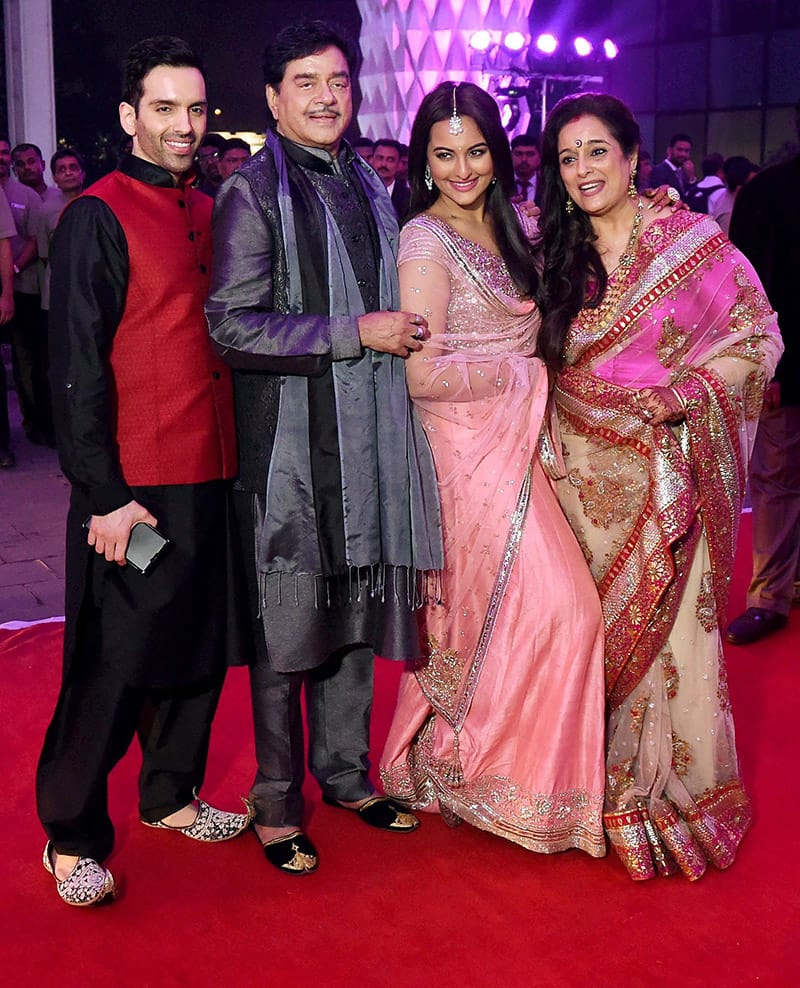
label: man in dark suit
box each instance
[510,133,541,204]
[372,138,410,221]
[649,132,693,199]
[726,100,800,645]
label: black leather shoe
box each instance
[323,794,420,832]
[259,830,318,875]
[726,607,788,645]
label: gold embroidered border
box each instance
[575,231,728,366]
[679,368,744,622]
[415,463,533,731]
[605,778,750,881]
[381,716,606,857]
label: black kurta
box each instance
[49,155,247,689]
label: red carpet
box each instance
[1,515,798,987]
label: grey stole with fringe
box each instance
[254,132,442,608]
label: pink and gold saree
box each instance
[380,214,606,857]
[554,211,783,879]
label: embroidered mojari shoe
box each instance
[259,830,319,875]
[142,797,253,842]
[322,794,420,832]
[42,842,116,907]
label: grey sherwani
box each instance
[206,132,442,824]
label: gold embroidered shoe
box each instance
[142,797,253,842]
[260,830,319,875]
[323,794,420,832]
[42,842,117,907]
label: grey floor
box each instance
[0,344,69,625]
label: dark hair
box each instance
[669,132,692,147]
[373,138,402,155]
[12,142,44,161]
[122,36,206,111]
[510,134,539,150]
[723,155,758,191]
[406,82,541,310]
[701,152,724,177]
[353,137,374,150]
[539,92,641,369]
[638,149,652,162]
[221,137,251,156]
[50,147,85,173]
[262,20,355,89]
[199,132,226,152]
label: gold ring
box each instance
[666,187,681,203]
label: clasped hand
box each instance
[358,310,429,357]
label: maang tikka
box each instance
[449,84,464,136]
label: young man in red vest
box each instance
[36,36,252,908]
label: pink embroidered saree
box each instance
[380,214,606,857]
[554,212,783,879]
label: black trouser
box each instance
[36,665,223,862]
[11,292,53,443]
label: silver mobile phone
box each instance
[125,522,170,574]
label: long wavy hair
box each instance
[407,82,542,311]
[538,92,641,368]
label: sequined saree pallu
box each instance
[380,214,606,857]
[554,212,784,880]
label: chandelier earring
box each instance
[565,196,575,215]
[628,165,638,197]
[424,163,434,192]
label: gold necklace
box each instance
[610,197,644,272]
[585,199,644,331]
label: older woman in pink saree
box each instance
[380,83,606,857]
[538,93,783,879]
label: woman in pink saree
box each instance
[538,93,783,880]
[380,83,606,858]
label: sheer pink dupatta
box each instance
[399,216,548,762]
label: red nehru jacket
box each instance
[88,171,237,486]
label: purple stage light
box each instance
[573,37,593,57]
[535,33,558,55]
[603,38,619,59]
[469,30,493,53]
[503,31,528,52]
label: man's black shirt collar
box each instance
[118,152,197,189]
[278,135,355,176]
